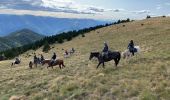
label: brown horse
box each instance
[29,61,33,69]
[41,59,51,65]
[42,59,65,69]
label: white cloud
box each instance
[132,10,150,14]
[0,0,113,14]
[0,0,155,20]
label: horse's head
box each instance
[89,52,93,60]
[89,52,99,60]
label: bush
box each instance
[81,34,85,37]
[146,15,151,19]
[162,15,166,18]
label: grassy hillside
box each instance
[0,17,170,100]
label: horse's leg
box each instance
[11,63,13,67]
[102,62,105,68]
[59,64,62,69]
[97,62,102,69]
[114,59,118,67]
[62,62,65,68]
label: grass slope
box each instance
[0,17,170,100]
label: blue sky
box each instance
[0,0,170,20]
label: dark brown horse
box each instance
[89,51,121,69]
[29,61,33,69]
[42,59,65,69]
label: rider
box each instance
[128,40,135,56]
[15,57,20,64]
[65,50,68,55]
[102,41,109,59]
[72,47,75,53]
[33,54,37,63]
[40,54,45,62]
[50,52,57,66]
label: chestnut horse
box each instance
[42,59,65,69]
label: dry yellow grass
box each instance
[0,17,170,100]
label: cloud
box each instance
[0,0,112,14]
[112,9,125,12]
[132,10,150,14]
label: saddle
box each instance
[51,60,58,65]
[101,51,111,59]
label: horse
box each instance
[41,59,51,66]
[122,46,141,59]
[69,48,75,55]
[64,53,70,58]
[33,57,42,67]
[89,51,121,69]
[42,59,65,69]
[29,61,33,69]
[11,59,21,66]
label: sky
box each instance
[0,0,170,21]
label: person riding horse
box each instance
[40,54,45,62]
[102,42,109,59]
[50,52,57,66]
[34,54,37,63]
[128,40,135,56]
[71,48,75,53]
[65,50,69,55]
[15,57,20,64]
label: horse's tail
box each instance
[117,52,121,65]
[135,46,140,53]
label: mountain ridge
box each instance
[0,14,109,36]
[0,29,44,51]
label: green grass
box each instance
[0,17,170,100]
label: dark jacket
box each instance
[41,55,44,61]
[128,42,134,49]
[34,55,37,60]
[52,54,56,60]
[103,43,109,52]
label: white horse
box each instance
[122,46,141,59]
[64,52,70,58]
[11,58,21,66]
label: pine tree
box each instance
[43,41,50,53]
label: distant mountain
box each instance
[0,29,44,51]
[0,14,108,36]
